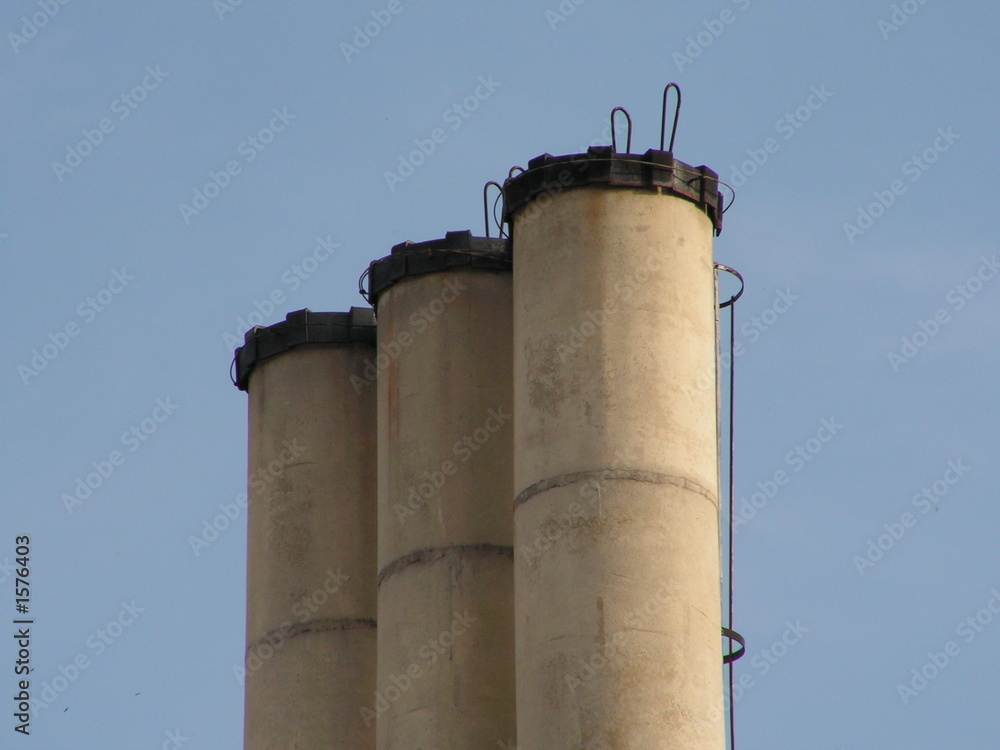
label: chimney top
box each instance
[364,230,510,308]
[503,146,724,234]
[232,307,376,391]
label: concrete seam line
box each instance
[246,616,376,652]
[377,543,514,588]
[513,469,717,509]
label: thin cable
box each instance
[716,262,743,747]
[727,296,736,750]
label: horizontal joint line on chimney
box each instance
[246,617,376,653]
[378,543,513,588]
[514,469,717,509]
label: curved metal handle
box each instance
[722,626,746,664]
[660,82,682,153]
[610,106,632,154]
[483,180,504,238]
[715,263,744,308]
[358,266,371,304]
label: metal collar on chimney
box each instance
[363,230,511,308]
[232,307,376,391]
[502,146,724,234]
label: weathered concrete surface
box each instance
[376,265,516,749]
[244,343,377,750]
[512,187,724,749]
[376,546,514,748]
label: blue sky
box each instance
[2,1,998,747]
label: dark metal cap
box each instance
[363,230,511,307]
[502,146,724,234]
[232,307,376,391]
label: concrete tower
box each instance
[235,308,378,750]
[504,147,726,749]
[365,231,516,749]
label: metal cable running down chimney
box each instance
[718,263,746,750]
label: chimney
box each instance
[365,231,516,749]
[504,145,726,748]
[235,308,378,750]
[231,85,740,750]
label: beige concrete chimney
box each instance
[504,148,726,749]
[235,308,378,750]
[366,232,516,750]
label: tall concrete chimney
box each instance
[234,308,378,750]
[504,147,726,748]
[365,231,516,749]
